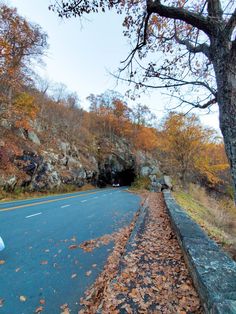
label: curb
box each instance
[163,190,236,314]
[123,196,149,254]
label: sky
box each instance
[8,0,220,132]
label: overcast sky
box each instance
[8,0,220,131]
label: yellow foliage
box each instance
[13,93,38,130]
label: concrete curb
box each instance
[124,196,149,254]
[163,190,236,314]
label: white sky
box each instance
[8,0,220,132]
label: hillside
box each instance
[0,3,231,199]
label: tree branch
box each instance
[207,0,223,19]
[147,0,216,36]
[224,8,236,38]
[120,12,151,71]
[174,32,211,59]
[168,93,217,110]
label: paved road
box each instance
[0,188,140,314]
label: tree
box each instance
[50,0,236,201]
[0,4,47,105]
[158,112,229,187]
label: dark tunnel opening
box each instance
[113,168,136,186]
[97,167,136,187]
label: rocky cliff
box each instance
[0,118,161,192]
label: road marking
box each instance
[61,205,71,208]
[81,200,87,203]
[0,190,110,212]
[25,212,42,219]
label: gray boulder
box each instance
[28,131,41,145]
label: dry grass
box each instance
[174,184,236,260]
[0,184,95,202]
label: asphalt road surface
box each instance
[0,188,141,314]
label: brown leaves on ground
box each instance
[35,305,43,313]
[0,260,5,265]
[60,303,70,314]
[79,231,124,252]
[68,244,79,250]
[79,211,139,314]
[79,192,202,313]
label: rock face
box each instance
[0,125,161,192]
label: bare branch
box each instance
[120,12,151,71]
[174,34,211,59]
[207,0,223,19]
[147,0,216,37]
[167,93,217,109]
[224,8,236,38]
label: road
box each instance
[0,188,141,314]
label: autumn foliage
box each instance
[0,3,231,195]
[158,112,229,187]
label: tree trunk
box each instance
[214,46,236,203]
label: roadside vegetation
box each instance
[0,184,95,202]
[174,184,236,259]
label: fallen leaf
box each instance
[60,303,68,310]
[40,261,48,265]
[0,260,5,265]
[39,299,45,304]
[0,299,4,307]
[15,268,21,272]
[68,245,78,250]
[35,306,43,313]
[19,295,27,302]
[86,271,92,276]
[60,303,70,313]
[71,273,77,279]
[92,264,97,268]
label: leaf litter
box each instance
[79,192,202,313]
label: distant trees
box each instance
[0,4,47,105]
[158,113,229,187]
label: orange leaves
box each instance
[133,125,159,152]
[158,112,229,187]
[13,92,38,130]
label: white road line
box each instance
[81,200,87,203]
[61,205,71,208]
[25,212,42,219]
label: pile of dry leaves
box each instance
[79,193,202,314]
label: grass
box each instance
[130,176,151,191]
[0,184,95,202]
[173,184,236,259]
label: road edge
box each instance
[163,190,236,314]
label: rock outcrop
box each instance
[0,121,161,192]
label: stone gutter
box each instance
[163,190,236,314]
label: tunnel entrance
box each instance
[112,168,136,186]
[97,167,136,187]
